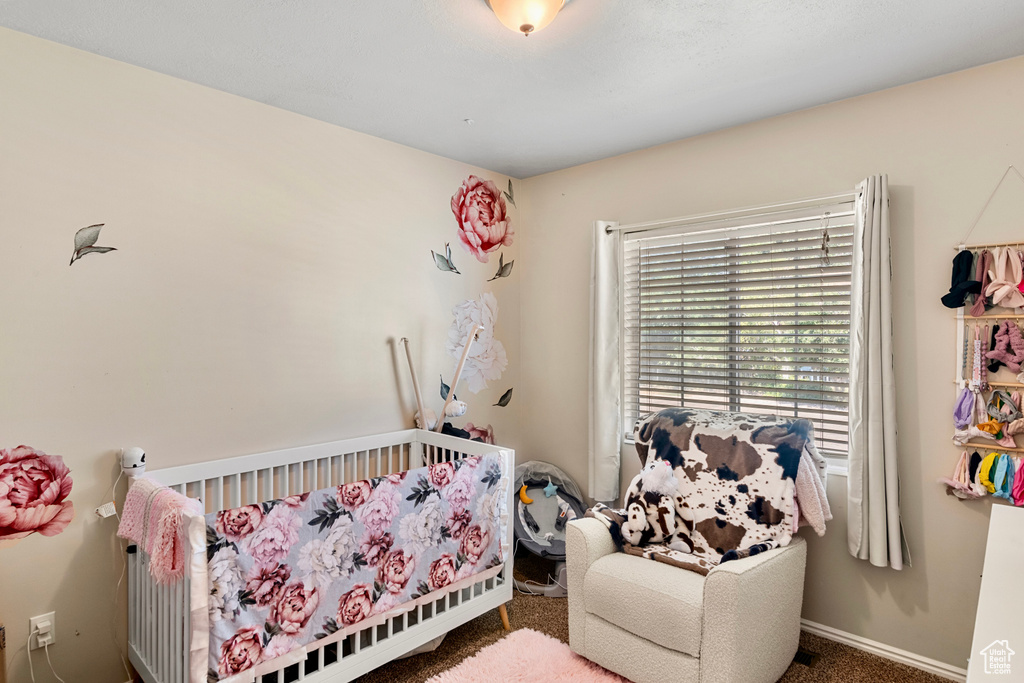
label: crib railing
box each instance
[127,429,513,683]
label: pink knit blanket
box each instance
[118,477,202,584]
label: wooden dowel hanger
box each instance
[962,442,1024,453]
[954,241,1024,251]
[954,380,1024,388]
[965,314,1024,319]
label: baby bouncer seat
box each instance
[512,461,587,598]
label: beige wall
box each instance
[520,56,1024,669]
[0,28,520,682]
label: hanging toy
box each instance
[444,400,468,418]
[415,408,438,431]
[519,485,535,505]
[435,324,484,433]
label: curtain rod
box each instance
[607,191,859,234]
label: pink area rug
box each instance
[426,628,628,683]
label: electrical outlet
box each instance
[29,612,55,650]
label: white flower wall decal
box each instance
[445,292,508,394]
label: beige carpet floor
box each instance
[353,557,953,683]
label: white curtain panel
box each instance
[589,221,622,503]
[848,174,908,569]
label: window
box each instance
[621,201,854,457]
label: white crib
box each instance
[127,429,514,683]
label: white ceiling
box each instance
[3,1,1024,178]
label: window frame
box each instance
[616,197,856,460]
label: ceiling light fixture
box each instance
[487,0,565,37]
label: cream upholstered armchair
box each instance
[567,518,807,683]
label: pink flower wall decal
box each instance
[451,175,513,263]
[464,423,495,445]
[445,293,508,394]
[0,445,74,547]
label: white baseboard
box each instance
[801,619,968,682]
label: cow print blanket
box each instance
[588,408,818,575]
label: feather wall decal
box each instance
[503,179,516,208]
[487,252,514,281]
[70,224,116,265]
[440,375,458,402]
[493,388,513,407]
[431,242,461,274]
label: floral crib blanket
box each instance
[191,452,510,683]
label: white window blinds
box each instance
[622,202,854,456]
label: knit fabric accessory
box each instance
[1013,461,1024,505]
[953,426,1017,449]
[985,320,1024,372]
[987,323,1003,374]
[969,451,983,481]
[970,250,994,317]
[1007,417,1024,436]
[987,389,1024,423]
[939,451,984,500]
[939,451,967,497]
[953,386,975,429]
[993,454,1016,501]
[973,389,988,426]
[117,477,202,584]
[1018,251,1024,295]
[971,252,983,304]
[979,452,999,493]
[977,419,1006,436]
[985,246,1024,308]
[973,453,987,495]
[941,250,982,308]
